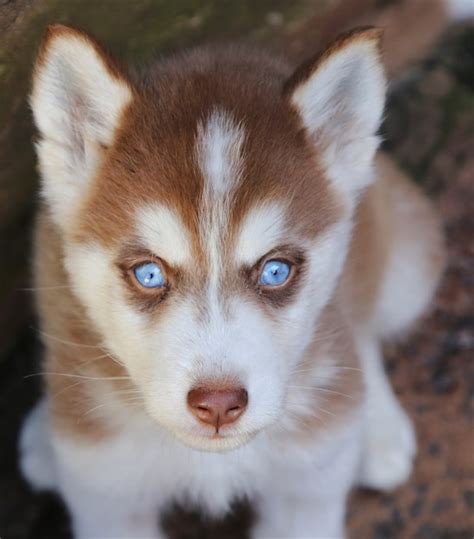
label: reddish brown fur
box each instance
[34,212,133,439]
[33,26,444,442]
[74,45,340,252]
[66,42,344,318]
[33,33,349,439]
[341,153,446,329]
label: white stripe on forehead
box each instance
[196,109,245,197]
[235,203,287,265]
[196,109,245,314]
[135,204,191,265]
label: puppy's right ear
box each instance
[284,28,385,197]
[31,25,133,228]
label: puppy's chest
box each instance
[80,405,358,516]
[79,409,262,511]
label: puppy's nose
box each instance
[187,386,248,430]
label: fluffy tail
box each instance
[286,0,474,79]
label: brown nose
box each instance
[187,386,248,430]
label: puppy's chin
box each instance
[143,403,261,452]
[171,428,256,453]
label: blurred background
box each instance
[0,1,473,538]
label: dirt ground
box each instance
[0,17,473,539]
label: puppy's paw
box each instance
[359,399,416,491]
[20,398,57,491]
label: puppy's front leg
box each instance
[254,492,346,539]
[253,431,361,539]
[52,431,165,539]
[356,335,416,492]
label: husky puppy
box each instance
[22,6,466,536]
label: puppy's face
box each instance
[32,26,385,450]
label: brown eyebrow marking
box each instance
[116,243,166,269]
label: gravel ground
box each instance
[0,22,473,539]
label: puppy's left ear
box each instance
[285,27,385,195]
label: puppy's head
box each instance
[32,25,385,450]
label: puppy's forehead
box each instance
[134,110,245,266]
[134,110,287,268]
[78,52,340,251]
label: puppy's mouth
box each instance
[143,396,261,452]
[172,426,257,453]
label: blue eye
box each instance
[259,259,291,287]
[133,261,166,288]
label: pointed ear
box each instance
[31,25,133,228]
[285,27,385,196]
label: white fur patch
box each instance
[63,242,146,369]
[31,29,132,229]
[235,203,287,265]
[135,204,192,266]
[32,32,131,148]
[196,109,245,266]
[290,35,385,195]
[196,109,245,197]
[196,109,245,317]
[356,335,416,491]
[46,404,363,536]
[374,233,441,336]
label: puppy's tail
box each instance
[287,0,474,79]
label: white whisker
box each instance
[79,396,144,421]
[288,385,355,400]
[34,329,103,349]
[25,372,131,381]
[18,285,71,291]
